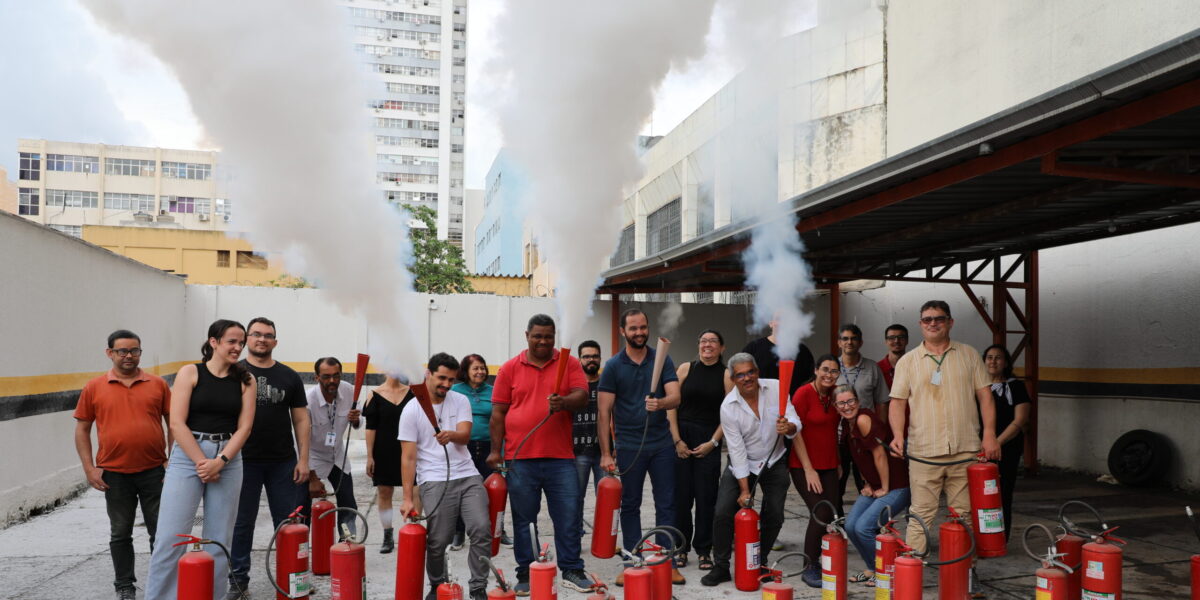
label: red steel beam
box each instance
[1042,151,1200,188]
[605,239,748,286]
[796,79,1200,234]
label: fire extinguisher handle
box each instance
[477,555,511,592]
[318,507,370,544]
[1022,523,1071,570]
[172,534,204,547]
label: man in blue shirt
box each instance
[598,308,684,585]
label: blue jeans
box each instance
[508,458,585,573]
[617,443,676,557]
[229,458,307,584]
[845,488,912,571]
[145,438,244,600]
[574,452,602,540]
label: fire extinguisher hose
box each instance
[317,507,371,544]
[764,552,810,582]
[265,516,310,600]
[1022,523,1073,572]
[630,526,684,566]
[1058,500,1108,539]
[478,555,512,592]
[811,499,848,536]
[900,513,932,559]
[171,535,245,597]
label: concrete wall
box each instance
[82,225,286,285]
[885,0,1200,154]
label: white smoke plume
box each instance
[492,0,717,346]
[658,301,686,341]
[79,1,425,377]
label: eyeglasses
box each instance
[885,335,908,341]
[834,399,858,408]
[698,337,722,344]
[732,370,758,381]
[817,367,841,376]
[839,336,861,342]
[580,355,602,361]
[920,316,949,325]
[111,348,143,357]
[248,332,276,340]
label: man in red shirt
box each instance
[486,314,595,595]
[877,324,909,388]
[74,329,172,600]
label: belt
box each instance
[194,432,232,442]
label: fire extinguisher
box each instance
[1022,523,1074,600]
[437,555,464,600]
[1187,506,1200,600]
[173,534,235,600]
[760,552,809,600]
[938,507,975,600]
[481,555,518,599]
[874,506,908,600]
[966,457,1007,558]
[735,496,762,592]
[891,511,975,600]
[1061,500,1125,600]
[619,556,655,600]
[530,524,559,600]
[311,496,336,576]
[396,512,429,600]
[1057,500,1104,600]
[813,499,849,600]
[635,526,683,600]
[317,507,369,600]
[591,467,623,559]
[484,469,508,557]
[265,506,313,599]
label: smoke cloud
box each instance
[492,0,717,346]
[658,301,685,341]
[80,0,425,377]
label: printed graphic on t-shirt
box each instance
[256,376,289,406]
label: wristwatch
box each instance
[218,454,229,464]
[709,439,721,448]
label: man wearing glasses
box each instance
[225,317,311,599]
[74,329,172,600]
[878,324,909,388]
[887,301,999,553]
[307,357,362,536]
[573,341,604,536]
[701,353,800,587]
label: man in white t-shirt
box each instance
[399,353,490,600]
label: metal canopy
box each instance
[599,30,1200,295]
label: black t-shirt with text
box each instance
[572,380,600,456]
[240,360,307,462]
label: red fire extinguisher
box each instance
[634,526,682,600]
[874,507,907,600]
[591,468,623,559]
[311,496,336,576]
[1057,500,1104,600]
[760,552,808,600]
[619,559,654,600]
[265,506,313,599]
[530,525,559,600]
[436,555,464,600]
[1021,523,1074,600]
[317,507,369,600]
[1061,500,1125,600]
[485,469,508,557]
[1187,506,1200,600]
[396,512,429,600]
[813,499,849,600]
[938,507,975,600]
[481,556,518,599]
[173,534,236,600]
[585,573,613,600]
[891,511,975,600]
[967,457,1007,558]
[735,497,762,592]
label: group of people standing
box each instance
[76,299,1030,600]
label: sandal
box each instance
[697,555,714,571]
[849,571,875,584]
[672,554,688,569]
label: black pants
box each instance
[790,467,841,564]
[103,466,164,591]
[999,441,1023,540]
[458,439,493,537]
[674,420,722,556]
[711,459,790,571]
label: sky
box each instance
[0,0,813,189]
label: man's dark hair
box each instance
[314,356,343,374]
[578,340,601,356]
[839,324,863,339]
[920,300,952,317]
[619,308,646,328]
[247,316,276,332]
[107,329,141,349]
[526,313,556,332]
[428,352,460,374]
[885,324,909,337]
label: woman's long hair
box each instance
[200,319,251,384]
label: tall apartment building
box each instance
[14,139,228,237]
[342,0,469,245]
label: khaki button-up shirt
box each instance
[890,340,990,458]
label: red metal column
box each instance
[992,261,1007,347]
[611,294,621,355]
[1024,252,1039,473]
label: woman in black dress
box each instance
[983,345,1031,540]
[364,375,413,553]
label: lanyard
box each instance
[325,401,336,427]
[839,358,861,387]
[926,350,950,372]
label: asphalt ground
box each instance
[2,438,1196,599]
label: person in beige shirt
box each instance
[887,300,999,553]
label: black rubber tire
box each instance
[1107,429,1171,487]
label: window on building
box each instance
[369,63,439,78]
[376,135,439,149]
[452,74,465,84]
[161,161,212,180]
[613,224,635,266]
[375,117,440,131]
[49,224,83,238]
[215,198,233,219]
[693,291,714,304]
[162,195,205,214]
[378,154,439,167]
[46,154,99,174]
[451,144,464,153]
[346,7,441,26]
[646,198,681,255]
[386,190,438,204]
[216,250,230,268]
[105,157,156,177]
[236,251,268,269]
[378,172,439,185]
[45,189,98,208]
[18,188,39,216]
[696,182,715,236]
[385,82,440,96]
[356,44,441,61]
[19,153,41,180]
[104,192,156,212]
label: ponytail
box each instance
[201,319,252,384]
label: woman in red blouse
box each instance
[789,354,844,588]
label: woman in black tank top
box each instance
[667,329,733,571]
[145,319,256,600]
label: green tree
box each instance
[406,204,474,294]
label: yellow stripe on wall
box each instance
[1014,366,1200,385]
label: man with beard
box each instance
[572,340,603,542]
[598,308,685,585]
[224,317,310,598]
[400,353,492,600]
[487,315,595,594]
[307,357,361,536]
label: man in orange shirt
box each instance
[74,330,172,600]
